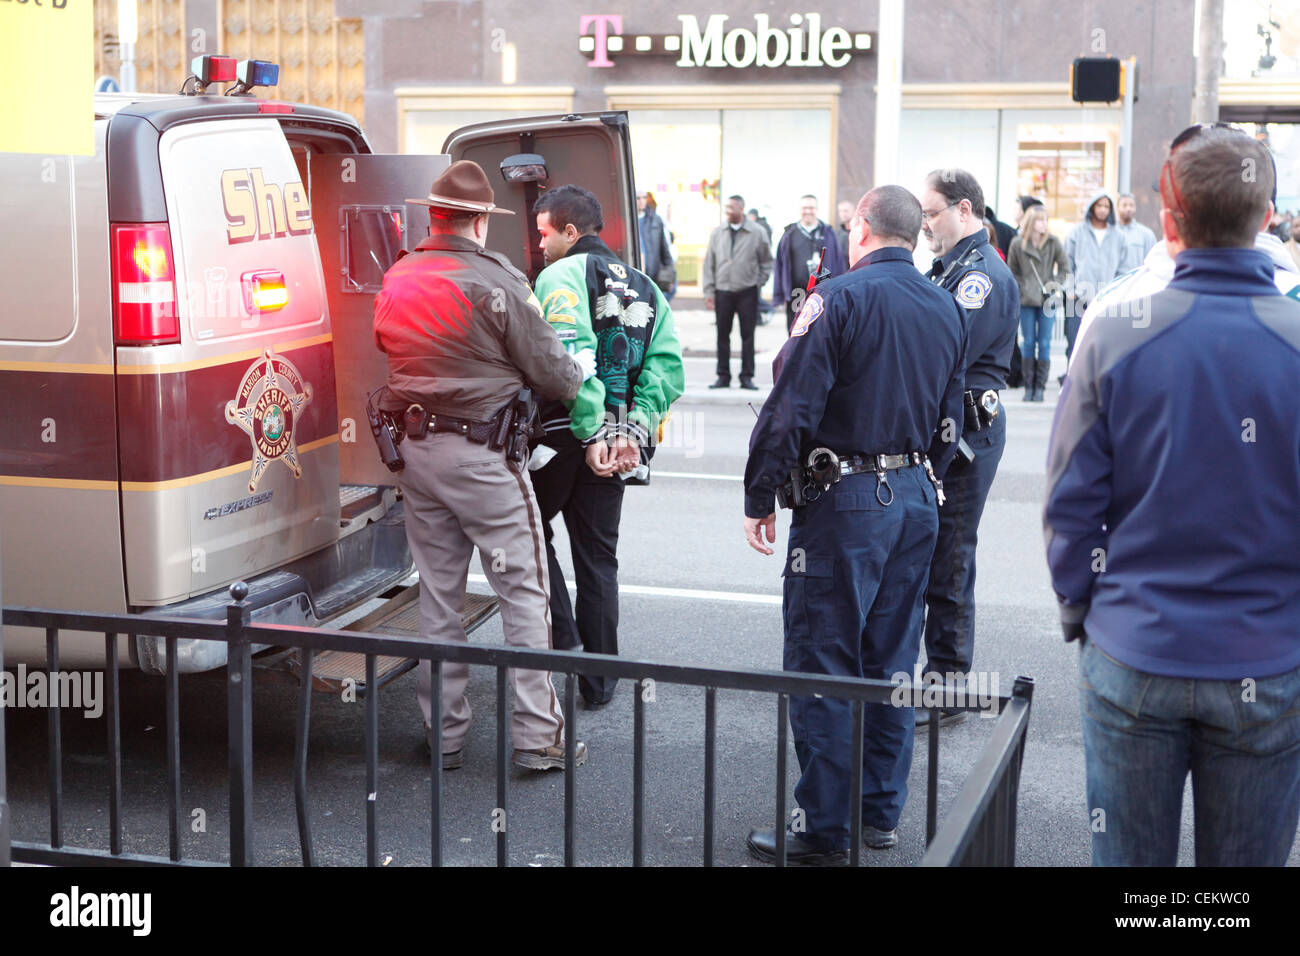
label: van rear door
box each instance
[119,116,338,606]
[442,111,640,281]
[306,153,448,487]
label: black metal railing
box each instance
[920,677,1033,866]
[2,589,1033,867]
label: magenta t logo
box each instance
[580,14,623,68]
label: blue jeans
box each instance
[1019,306,1052,363]
[1079,641,1300,866]
[784,466,939,846]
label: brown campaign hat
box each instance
[407,160,515,215]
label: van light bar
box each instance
[238,60,280,88]
[242,270,288,313]
[192,55,237,86]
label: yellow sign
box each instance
[0,1,93,155]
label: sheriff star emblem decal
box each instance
[225,347,313,493]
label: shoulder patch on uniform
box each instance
[789,293,825,337]
[955,272,993,309]
[540,287,579,323]
[609,262,628,280]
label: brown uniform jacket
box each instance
[373,234,582,420]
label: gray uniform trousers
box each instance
[398,430,565,753]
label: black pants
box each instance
[715,286,759,382]
[530,431,626,704]
[785,299,800,335]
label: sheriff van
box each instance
[0,55,637,674]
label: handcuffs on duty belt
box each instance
[776,447,947,510]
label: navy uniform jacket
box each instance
[744,247,967,518]
[928,232,1019,390]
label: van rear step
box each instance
[339,484,389,523]
[257,582,501,696]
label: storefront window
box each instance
[627,107,832,286]
[626,110,723,285]
[1016,123,1117,233]
[1018,141,1106,224]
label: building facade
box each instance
[99,0,1300,278]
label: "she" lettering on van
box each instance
[221,167,314,243]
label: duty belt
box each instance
[839,452,919,476]
[401,404,498,444]
[963,389,1000,431]
[776,448,946,509]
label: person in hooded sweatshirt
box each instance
[1063,192,1126,372]
[1076,134,1300,351]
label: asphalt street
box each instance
[5,311,1297,867]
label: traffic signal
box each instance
[1071,57,1122,103]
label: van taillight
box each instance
[112,223,179,345]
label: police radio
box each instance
[366,388,405,472]
[807,248,831,292]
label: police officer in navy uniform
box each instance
[743,186,967,864]
[916,169,1020,727]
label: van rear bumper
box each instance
[134,498,412,674]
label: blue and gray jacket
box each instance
[1044,247,1300,679]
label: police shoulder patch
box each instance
[789,293,825,337]
[955,271,993,309]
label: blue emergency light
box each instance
[238,60,280,89]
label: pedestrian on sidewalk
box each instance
[702,194,773,390]
[1007,203,1070,401]
[773,194,847,335]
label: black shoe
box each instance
[746,827,848,866]
[739,379,759,391]
[708,377,730,389]
[914,708,969,729]
[863,824,898,849]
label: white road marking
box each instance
[466,574,781,605]
[651,470,743,481]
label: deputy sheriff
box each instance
[743,185,967,864]
[917,169,1020,727]
[373,161,596,771]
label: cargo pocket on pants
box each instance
[783,553,836,646]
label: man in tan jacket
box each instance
[374,161,594,771]
[701,194,773,389]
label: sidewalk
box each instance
[669,295,1072,408]
[670,297,786,402]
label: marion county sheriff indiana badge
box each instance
[225,348,313,493]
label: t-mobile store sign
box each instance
[579,14,874,69]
